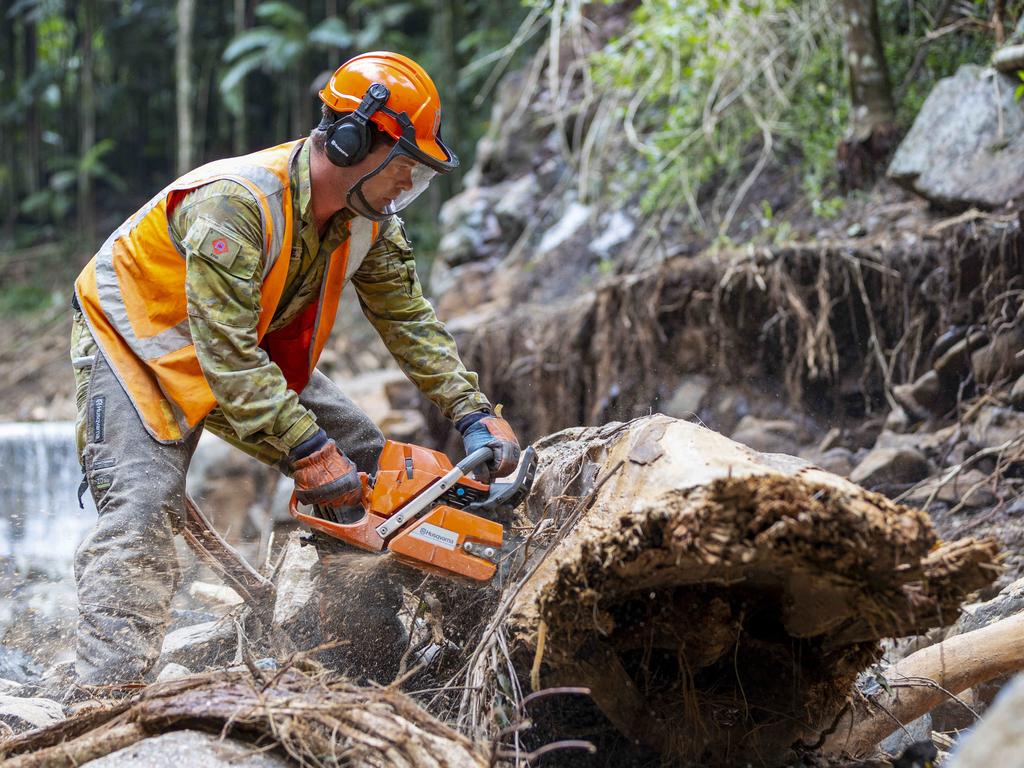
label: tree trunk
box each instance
[21,16,41,199]
[837,0,898,189]
[1,0,18,232]
[0,669,487,768]
[433,0,460,198]
[175,0,196,174]
[232,0,248,155]
[462,416,1000,766]
[77,0,97,240]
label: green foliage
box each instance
[569,0,1011,235]
[219,2,392,117]
[0,282,53,316]
[582,0,847,233]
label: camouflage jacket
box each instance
[169,140,489,455]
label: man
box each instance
[69,51,520,686]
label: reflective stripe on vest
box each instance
[74,140,378,443]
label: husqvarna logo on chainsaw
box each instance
[409,522,459,551]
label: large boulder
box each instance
[888,65,1024,210]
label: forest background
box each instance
[0,0,1018,317]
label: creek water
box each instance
[0,421,95,576]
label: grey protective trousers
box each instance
[73,335,384,685]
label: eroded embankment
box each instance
[444,215,1023,442]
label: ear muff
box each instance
[324,83,390,168]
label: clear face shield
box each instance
[346,143,437,222]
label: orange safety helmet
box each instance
[319,51,457,173]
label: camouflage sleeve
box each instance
[352,216,491,422]
[171,184,320,453]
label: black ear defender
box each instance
[324,83,391,167]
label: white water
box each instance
[0,421,96,574]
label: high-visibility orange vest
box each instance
[75,140,379,443]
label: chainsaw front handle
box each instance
[457,446,494,475]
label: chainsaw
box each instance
[289,440,538,581]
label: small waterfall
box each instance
[0,422,96,574]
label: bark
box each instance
[472,416,999,766]
[175,0,196,174]
[837,0,898,189]
[823,611,1024,757]
[0,669,487,768]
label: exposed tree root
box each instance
[0,668,487,768]
[448,218,1023,442]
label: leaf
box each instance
[308,17,352,49]
[220,53,266,96]
[254,1,306,31]
[222,28,281,63]
[1016,84,1024,102]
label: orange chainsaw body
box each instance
[289,440,508,581]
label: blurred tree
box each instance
[837,0,898,189]
[176,0,196,174]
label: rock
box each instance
[378,408,428,444]
[971,325,1024,386]
[888,65,1024,209]
[812,447,855,477]
[0,693,64,733]
[730,416,803,455]
[158,620,235,671]
[188,581,243,610]
[0,678,22,695]
[1010,374,1024,409]
[661,375,711,419]
[590,210,635,258]
[850,447,931,487]
[951,576,1024,637]
[893,370,951,417]
[536,201,591,255]
[493,173,538,238]
[883,405,912,433]
[437,187,500,267]
[82,729,292,767]
[154,663,192,683]
[968,406,1024,449]
[0,644,42,683]
[904,469,997,508]
[272,533,319,633]
[934,336,989,381]
[947,674,1024,767]
[879,713,932,756]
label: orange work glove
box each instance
[289,431,362,507]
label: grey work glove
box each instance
[457,410,521,484]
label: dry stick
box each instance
[823,610,1024,757]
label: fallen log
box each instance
[823,610,1024,757]
[0,668,487,768]
[460,415,999,766]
